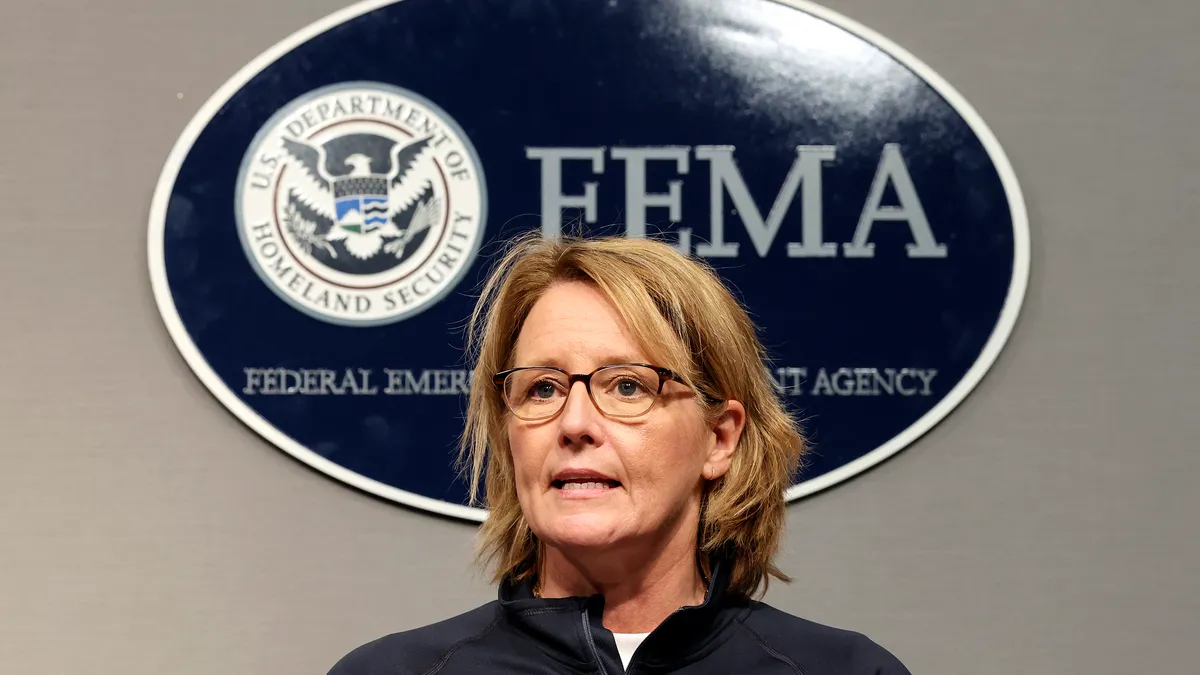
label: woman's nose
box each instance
[557,381,602,448]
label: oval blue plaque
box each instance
[149,0,1029,520]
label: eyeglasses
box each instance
[492,363,685,421]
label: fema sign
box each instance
[148,0,1028,520]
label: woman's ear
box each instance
[703,399,745,480]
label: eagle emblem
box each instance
[234,83,485,326]
[279,134,443,264]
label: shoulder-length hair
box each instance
[459,232,806,598]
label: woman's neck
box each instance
[537,518,707,633]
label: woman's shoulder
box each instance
[325,602,501,675]
[740,601,912,675]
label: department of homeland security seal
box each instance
[236,83,486,326]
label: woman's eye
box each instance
[615,379,643,397]
[532,381,558,399]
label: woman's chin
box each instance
[539,512,629,550]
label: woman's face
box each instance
[506,281,741,554]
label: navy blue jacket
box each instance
[327,556,911,674]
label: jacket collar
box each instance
[497,551,750,672]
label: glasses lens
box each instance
[504,368,569,419]
[592,365,661,417]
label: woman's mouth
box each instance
[552,479,621,490]
[551,477,621,498]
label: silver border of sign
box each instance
[148,0,1030,523]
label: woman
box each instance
[328,234,911,674]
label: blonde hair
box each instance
[458,233,805,598]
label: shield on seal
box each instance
[333,175,389,234]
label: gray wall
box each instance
[2,0,1197,673]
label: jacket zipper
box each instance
[581,598,706,674]
[580,608,610,675]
